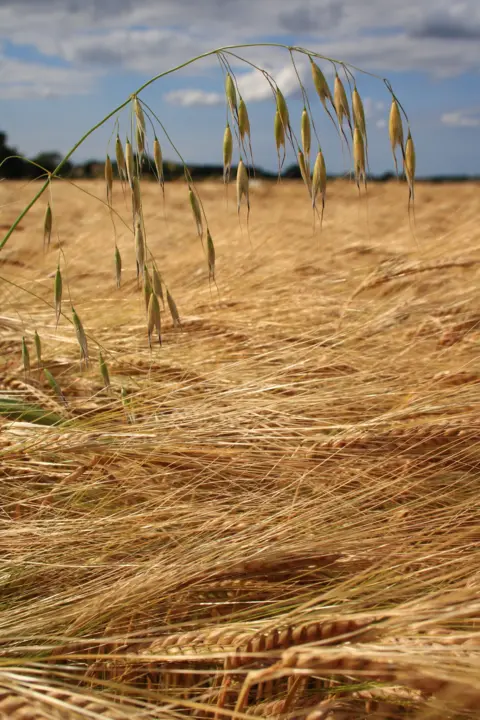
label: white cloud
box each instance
[0,55,97,99]
[376,118,387,129]
[441,110,480,127]
[164,89,222,107]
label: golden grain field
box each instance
[0,179,479,719]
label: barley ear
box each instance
[207,228,215,282]
[72,307,89,368]
[114,245,122,289]
[43,203,52,250]
[166,289,181,328]
[223,123,233,184]
[34,330,42,367]
[54,265,62,328]
[21,336,30,375]
[105,155,113,206]
[99,351,111,391]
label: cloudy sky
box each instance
[1,0,479,175]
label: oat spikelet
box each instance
[152,266,164,307]
[298,150,311,197]
[153,136,164,190]
[334,74,352,135]
[134,96,146,156]
[276,88,290,131]
[189,188,203,238]
[166,288,181,328]
[34,330,42,367]
[301,108,311,162]
[134,218,145,281]
[353,126,366,189]
[99,351,110,390]
[223,123,233,184]
[114,245,122,289]
[225,73,237,116]
[21,337,30,375]
[352,87,366,139]
[405,130,416,203]
[72,307,89,368]
[147,292,162,347]
[236,159,249,215]
[54,265,62,328]
[115,134,126,180]
[207,228,215,281]
[43,203,52,250]
[389,98,404,175]
[44,368,66,406]
[136,125,145,158]
[143,264,152,313]
[125,138,134,189]
[105,154,113,206]
[238,98,250,140]
[312,150,327,223]
[310,59,333,108]
[132,176,142,217]
[274,110,285,171]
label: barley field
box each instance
[0,179,479,719]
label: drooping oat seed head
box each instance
[312,150,327,214]
[115,134,126,180]
[114,245,122,289]
[143,264,152,313]
[147,291,162,347]
[334,74,352,133]
[276,88,290,130]
[223,123,233,184]
[105,154,113,206]
[236,159,249,215]
[136,124,145,157]
[99,351,110,390]
[134,217,145,281]
[54,265,62,328]
[153,136,164,190]
[352,87,366,139]
[238,98,250,140]
[72,307,89,368]
[125,138,135,189]
[152,265,164,307]
[310,59,333,108]
[21,337,30,375]
[166,289,181,328]
[298,150,312,197]
[133,96,146,135]
[34,330,42,367]
[274,110,285,155]
[189,188,203,238]
[44,368,66,406]
[353,125,366,189]
[301,108,311,162]
[389,98,404,175]
[225,73,237,116]
[207,228,215,282]
[405,130,416,202]
[43,203,52,250]
[132,176,142,216]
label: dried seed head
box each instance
[405,131,416,200]
[334,74,351,128]
[153,136,164,188]
[166,288,181,328]
[54,265,62,328]
[238,98,250,139]
[353,126,366,188]
[223,123,233,184]
[136,124,145,156]
[152,265,164,306]
[115,134,126,180]
[43,203,52,250]
[389,98,404,175]
[132,176,142,216]
[21,337,30,374]
[105,154,113,206]
[225,73,237,115]
[207,228,215,281]
[298,150,312,196]
[189,188,203,237]
[276,89,290,130]
[44,368,66,406]
[352,87,366,138]
[236,159,249,214]
[133,96,146,135]
[72,307,89,367]
[134,218,145,280]
[114,245,122,289]
[301,109,311,160]
[274,110,285,153]
[310,59,333,108]
[99,351,110,390]
[125,138,135,188]
[147,292,162,346]
[143,264,152,313]
[34,330,42,366]
[312,151,327,211]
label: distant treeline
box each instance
[0,131,478,183]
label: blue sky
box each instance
[0,0,479,176]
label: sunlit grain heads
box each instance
[312,151,327,212]
[298,150,312,197]
[34,330,42,367]
[310,58,333,108]
[225,73,237,116]
[134,96,146,155]
[166,289,181,328]
[405,131,416,201]
[72,307,89,368]
[153,136,164,190]
[301,109,311,162]
[43,203,52,250]
[115,134,126,180]
[207,228,215,281]
[238,98,250,140]
[134,218,145,282]
[353,126,366,189]
[189,188,203,238]
[143,264,152,313]
[389,98,404,175]
[274,110,285,163]
[147,291,162,347]
[105,154,113,206]
[152,265,164,307]
[276,88,290,131]
[54,265,62,328]
[236,159,249,215]
[114,245,122,289]
[21,336,30,375]
[44,368,66,406]
[334,74,352,133]
[136,125,145,157]
[223,123,233,184]
[132,176,142,216]
[352,87,366,140]
[99,351,110,390]
[125,138,135,189]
